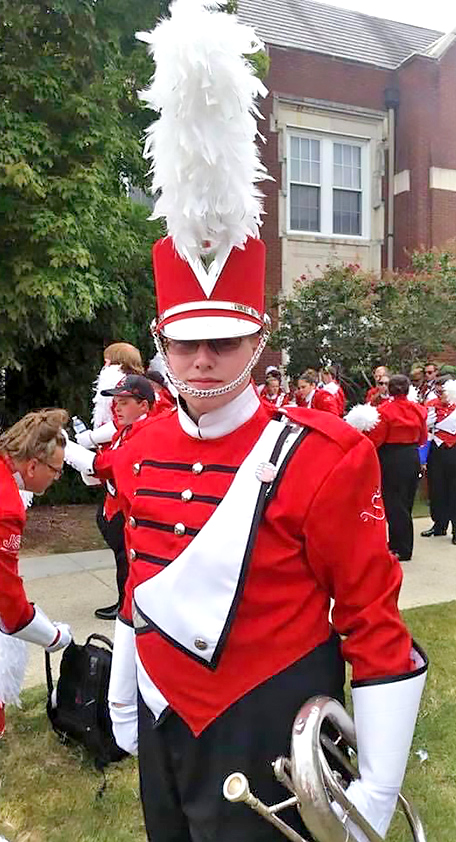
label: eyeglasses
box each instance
[379,381,389,386]
[165,337,244,356]
[38,459,62,479]
[425,369,436,375]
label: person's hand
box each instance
[46,623,73,652]
[109,702,138,755]
[332,778,397,841]
[76,430,95,449]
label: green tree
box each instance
[272,254,456,398]
[0,0,160,369]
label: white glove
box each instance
[109,703,138,755]
[46,623,73,652]
[64,440,96,473]
[77,421,116,448]
[335,646,427,839]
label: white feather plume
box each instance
[407,385,419,402]
[345,404,380,432]
[136,0,270,263]
[92,364,123,429]
[0,634,28,706]
[443,379,456,404]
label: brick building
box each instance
[237,0,456,372]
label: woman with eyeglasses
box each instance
[0,409,72,737]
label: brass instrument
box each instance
[223,695,426,842]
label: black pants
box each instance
[426,442,456,534]
[378,443,420,560]
[96,502,128,605]
[138,634,345,842]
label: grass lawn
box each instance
[0,600,454,841]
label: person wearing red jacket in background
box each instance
[0,409,72,737]
[320,365,346,416]
[65,375,159,619]
[422,376,456,543]
[260,372,289,408]
[347,375,427,562]
[294,371,338,414]
[365,366,390,405]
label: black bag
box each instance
[45,633,128,772]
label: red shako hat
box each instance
[137,0,270,341]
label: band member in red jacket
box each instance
[260,372,289,408]
[0,409,72,735]
[422,377,456,542]
[65,375,159,618]
[320,365,346,415]
[107,5,427,842]
[347,375,427,562]
[365,365,390,405]
[294,371,338,414]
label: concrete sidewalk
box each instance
[20,516,456,689]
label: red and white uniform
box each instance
[295,388,338,414]
[0,456,33,633]
[118,385,412,737]
[365,386,390,406]
[322,381,346,416]
[260,388,289,409]
[366,396,428,450]
[427,398,456,447]
[94,411,165,520]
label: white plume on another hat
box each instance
[136,0,270,271]
[443,379,456,404]
[345,404,380,432]
[407,385,419,403]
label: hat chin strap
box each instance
[152,329,270,399]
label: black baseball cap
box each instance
[101,374,155,404]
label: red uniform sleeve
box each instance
[314,390,339,414]
[0,515,34,633]
[93,446,117,481]
[304,435,412,682]
[365,412,388,448]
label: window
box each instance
[288,133,368,238]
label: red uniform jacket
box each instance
[295,389,338,414]
[94,412,163,520]
[0,457,34,633]
[366,396,427,449]
[427,398,456,448]
[260,389,289,408]
[322,383,345,416]
[120,403,412,735]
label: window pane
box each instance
[289,136,320,184]
[333,190,361,235]
[333,143,362,189]
[290,184,320,231]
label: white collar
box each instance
[13,470,25,490]
[177,383,261,440]
[306,389,316,406]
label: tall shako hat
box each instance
[136,0,271,396]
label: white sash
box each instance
[436,407,456,435]
[133,418,303,667]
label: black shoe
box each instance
[421,526,447,537]
[94,603,118,621]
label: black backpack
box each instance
[45,634,128,775]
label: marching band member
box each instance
[260,372,289,408]
[365,365,390,405]
[347,375,427,562]
[64,375,159,618]
[422,377,456,543]
[108,3,427,841]
[0,410,72,735]
[76,343,145,619]
[320,365,346,415]
[294,370,338,413]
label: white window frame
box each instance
[287,131,371,240]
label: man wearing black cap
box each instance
[65,375,159,619]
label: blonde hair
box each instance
[104,343,143,375]
[0,409,68,463]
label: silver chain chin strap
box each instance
[152,328,270,399]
